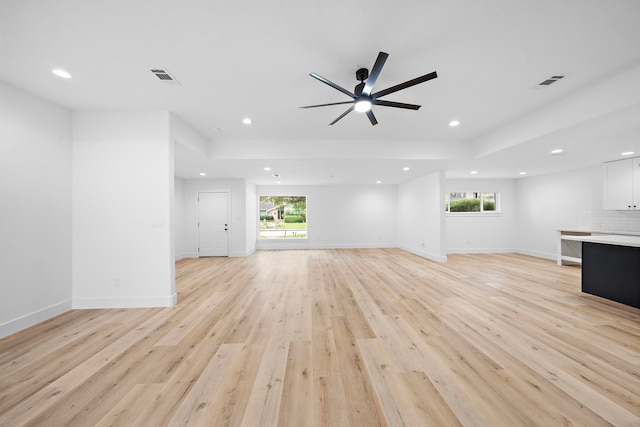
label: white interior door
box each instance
[198,192,229,257]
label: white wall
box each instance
[72,111,176,308]
[256,185,397,250]
[245,181,257,255]
[0,81,72,338]
[445,178,517,254]
[183,179,249,257]
[174,177,191,260]
[170,114,212,260]
[515,166,602,259]
[396,171,447,262]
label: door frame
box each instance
[196,190,231,257]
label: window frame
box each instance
[258,195,308,240]
[445,191,501,216]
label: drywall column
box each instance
[245,181,257,255]
[72,111,176,308]
[0,81,72,338]
[397,171,447,262]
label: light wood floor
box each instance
[1,249,639,426]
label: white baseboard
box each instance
[72,293,177,309]
[256,241,396,251]
[0,299,72,339]
[178,249,256,259]
[397,245,447,262]
[234,247,256,257]
[445,247,558,262]
[515,248,556,261]
[175,251,198,261]
[446,247,515,255]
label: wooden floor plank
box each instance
[0,249,639,426]
[154,290,229,347]
[278,340,313,427]
[167,343,244,426]
[94,383,164,427]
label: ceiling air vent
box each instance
[150,68,180,84]
[538,74,565,87]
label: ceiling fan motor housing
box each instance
[356,68,369,82]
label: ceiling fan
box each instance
[301,51,437,126]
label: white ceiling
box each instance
[2,0,640,185]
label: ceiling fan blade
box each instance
[373,99,421,110]
[366,110,378,126]
[329,106,354,125]
[372,71,438,99]
[310,73,356,99]
[362,51,389,96]
[299,101,354,109]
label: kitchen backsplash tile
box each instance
[577,210,640,232]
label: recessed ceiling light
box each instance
[52,69,72,79]
[621,151,634,156]
[402,167,410,171]
[242,118,252,125]
[551,149,563,155]
[376,180,382,184]
[199,172,207,176]
[210,127,221,133]
[449,120,460,127]
[264,167,272,171]
[470,170,478,175]
[519,171,527,175]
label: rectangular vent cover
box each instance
[538,74,565,87]
[151,68,180,84]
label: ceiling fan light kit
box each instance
[354,100,372,113]
[301,52,438,126]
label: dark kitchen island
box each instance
[580,235,640,308]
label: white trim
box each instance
[446,212,503,217]
[515,248,556,261]
[397,245,448,262]
[256,241,396,250]
[446,247,514,254]
[0,299,72,339]
[175,251,198,261]
[72,293,177,309]
[231,247,256,257]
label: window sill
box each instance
[446,212,502,217]
[258,237,309,240]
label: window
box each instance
[259,195,307,239]
[445,192,499,213]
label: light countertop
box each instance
[560,234,640,248]
[558,229,640,236]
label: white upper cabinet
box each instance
[603,157,640,210]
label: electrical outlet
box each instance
[114,277,120,287]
